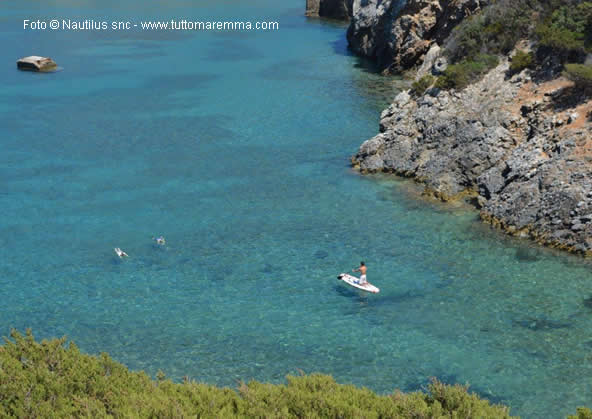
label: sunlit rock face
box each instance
[347,0,489,73]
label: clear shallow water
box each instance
[1,2,592,418]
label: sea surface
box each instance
[1,1,592,417]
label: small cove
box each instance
[1,1,592,417]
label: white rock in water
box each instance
[17,56,57,72]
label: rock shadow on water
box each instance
[515,246,542,263]
[434,278,454,289]
[260,263,275,274]
[512,316,572,331]
[314,249,329,259]
[204,40,264,62]
[330,37,353,58]
[258,59,326,81]
[582,296,592,310]
[203,264,234,282]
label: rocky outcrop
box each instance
[352,62,592,255]
[306,0,355,20]
[346,0,488,73]
[17,56,57,72]
[353,62,518,196]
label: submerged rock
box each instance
[314,250,329,259]
[513,317,572,331]
[17,56,57,72]
[261,263,274,274]
[515,247,541,262]
[306,0,355,20]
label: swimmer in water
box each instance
[114,248,128,258]
[153,236,166,245]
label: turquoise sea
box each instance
[2,1,592,417]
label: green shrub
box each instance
[444,1,592,68]
[563,63,592,90]
[411,74,435,96]
[444,0,536,64]
[435,54,499,90]
[549,2,592,43]
[510,50,535,73]
[0,329,520,418]
[568,407,592,419]
[535,25,587,56]
[535,2,592,59]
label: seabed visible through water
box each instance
[1,1,592,417]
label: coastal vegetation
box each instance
[509,50,535,74]
[435,54,499,90]
[0,330,522,417]
[570,407,592,419]
[535,1,592,61]
[436,0,592,90]
[563,63,592,91]
[410,74,435,96]
[443,0,532,64]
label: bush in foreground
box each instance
[2,329,590,417]
[569,407,592,419]
[0,329,521,418]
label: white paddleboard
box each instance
[337,273,380,294]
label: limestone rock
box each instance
[347,0,489,73]
[416,44,441,80]
[17,56,57,72]
[352,59,592,254]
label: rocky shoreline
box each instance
[308,0,592,256]
[352,61,592,255]
[307,0,490,73]
[346,0,489,74]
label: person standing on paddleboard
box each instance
[352,261,368,285]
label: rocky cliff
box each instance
[346,0,489,73]
[306,0,354,20]
[319,0,592,255]
[352,61,592,255]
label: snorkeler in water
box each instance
[114,247,129,258]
